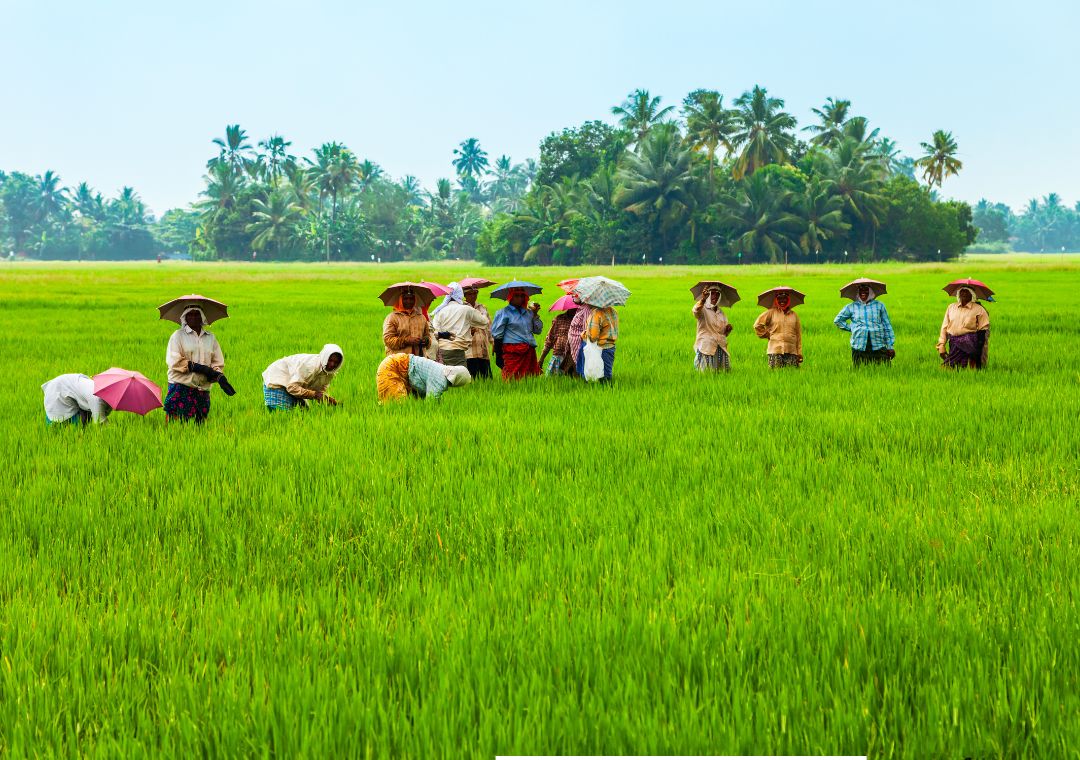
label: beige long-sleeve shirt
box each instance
[432,301,490,352]
[166,326,224,390]
[693,302,730,355]
[262,344,342,399]
[753,308,802,356]
[937,302,990,353]
[466,303,494,360]
[383,310,432,356]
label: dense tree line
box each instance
[1,85,1072,262]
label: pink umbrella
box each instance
[92,368,163,415]
[549,294,580,312]
[944,278,993,301]
[420,281,452,297]
[558,278,580,294]
[459,277,496,289]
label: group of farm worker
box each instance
[41,275,993,424]
[691,276,993,371]
[377,276,623,403]
[41,296,345,425]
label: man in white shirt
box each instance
[431,282,490,367]
[42,373,111,425]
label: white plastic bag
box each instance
[583,340,604,382]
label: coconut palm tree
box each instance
[803,97,851,148]
[616,125,696,259]
[452,138,490,179]
[306,142,361,262]
[793,177,849,257]
[916,130,962,188]
[730,86,797,180]
[400,175,425,207]
[247,190,303,259]
[874,138,908,175]
[211,125,254,173]
[841,116,879,146]
[721,172,804,264]
[34,170,67,224]
[682,89,738,200]
[612,89,674,146]
[71,182,105,221]
[258,135,294,185]
[826,138,887,255]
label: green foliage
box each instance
[537,121,628,187]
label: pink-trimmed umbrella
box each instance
[420,281,452,296]
[158,294,229,325]
[459,277,496,289]
[944,278,994,301]
[549,294,580,312]
[557,278,580,294]
[92,368,163,415]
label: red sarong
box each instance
[501,343,541,380]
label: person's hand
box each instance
[313,390,325,402]
[530,302,541,313]
[886,349,896,359]
[724,323,734,335]
[325,395,338,407]
[436,331,453,340]
[939,351,947,360]
[797,354,804,364]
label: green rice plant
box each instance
[1,259,1078,757]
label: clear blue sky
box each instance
[2,0,1075,217]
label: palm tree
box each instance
[306,142,361,262]
[400,175,425,207]
[874,138,907,175]
[730,86,797,180]
[358,160,384,192]
[841,116,879,145]
[285,163,316,213]
[803,97,851,148]
[247,190,304,259]
[826,138,887,255]
[109,187,148,226]
[611,89,674,146]
[720,172,804,264]
[258,135,294,185]
[34,170,67,224]
[916,130,962,188]
[615,125,695,260]
[211,125,254,173]
[72,182,105,221]
[793,177,849,256]
[514,180,581,265]
[682,89,738,200]
[452,138,490,179]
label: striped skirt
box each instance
[694,348,730,372]
[264,385,302,411]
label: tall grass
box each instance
[2,260,1078,756]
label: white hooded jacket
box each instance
[262,344,343,399]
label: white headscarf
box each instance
[318,343,344,373]
[442,365,472,387]
[956,287,976,305]
[179,306,208,335]
[432,282,464,316]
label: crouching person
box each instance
[377,354,471,403]
[42,373,111,425]
[262,344,344,411]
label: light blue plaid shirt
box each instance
[407,355,449,400]
[834,299,895,351]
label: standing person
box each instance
[261,344,344,412]
[938,286,990,369]
[539,304,578,376]
[834,283,896,366]
[431,282,490,368]
[577,305,619,382]
[376,354,471,403]
[491,288,543,380]
[566,296,593,380]
[693,287,733,372]
[41,373,112,425]
[463,285,494,379]
[753,290,803,368]
[382,287,433,357]
[164,307,232,423]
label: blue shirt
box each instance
[834,299,895,351]
[491,305,543,347]
[407,355,449,400]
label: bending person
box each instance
[377,354,471,403]
[42,373,111,425]
[262,344,344,412]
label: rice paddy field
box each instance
[2,258,1078,757]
